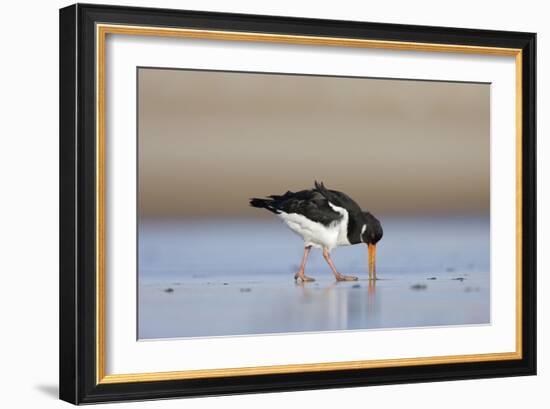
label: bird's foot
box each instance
[294,272,315,283]
[335,273,358,282]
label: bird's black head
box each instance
[361,211,383,245]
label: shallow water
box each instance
[138,216,490,339]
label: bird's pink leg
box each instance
[294,246,315,282]
[322,248,358,281]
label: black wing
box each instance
[314,181,363,215]
[313,181,368,244]
[250,189,343,226]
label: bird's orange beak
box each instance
[368,243,377,280]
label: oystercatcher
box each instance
[250,181,383,282]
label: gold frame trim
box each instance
[95,23,523,385]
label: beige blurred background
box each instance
[138,68,489,219]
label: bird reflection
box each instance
[294,277,379,330]
[295,280,338,294]
[368,279,377,314]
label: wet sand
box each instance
[139,271,489,339]
[138,217,490,339]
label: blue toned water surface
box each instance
[138,216,490,339]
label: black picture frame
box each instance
[59,3,536,404]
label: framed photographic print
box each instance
[59,3,536,404]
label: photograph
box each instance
[57,3,536,404]
[137,67,491,339]
[1,0,542,407]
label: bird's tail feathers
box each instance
[249,198,280,214]
[314,180,331,199]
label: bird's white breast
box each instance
[278,202,350,250]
